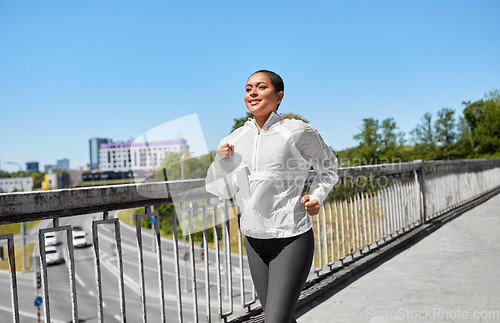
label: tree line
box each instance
[2,90,497,191]
[336,89,500,166]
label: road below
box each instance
[1,210,254,322]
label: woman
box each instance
[206,70,338,322]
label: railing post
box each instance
[416,160,427,224]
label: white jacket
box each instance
[206,112,338,239]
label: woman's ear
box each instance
[277,91,284,104]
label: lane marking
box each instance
[74,272,86,287]
[101,256,192,303]
[120,257,175,277]
[62,249,86,288]
[99,225,113,234]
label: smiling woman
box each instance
[206,70,338,323]
[244,70,284,131]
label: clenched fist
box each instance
[301,195,319,215]
[217,143,234,161]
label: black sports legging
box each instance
[245,229,315,323]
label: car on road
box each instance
[72,225,83,232]
[45,246,64,265]
[72,230,88,248]
[44,233,58,246]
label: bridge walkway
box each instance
[294,192,500,322]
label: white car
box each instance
[44,233,58,246]
[72,230,88,248]
[45,246,64,265]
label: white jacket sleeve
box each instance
[297,125,338,205]
[205,153,239,200]
[205,136,249,200]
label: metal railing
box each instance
[1,158,499,322]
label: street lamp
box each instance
[5,161,24,191]
[5,161,26,270]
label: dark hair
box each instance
[251,70,284,94]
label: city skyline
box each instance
[1,1,499,172]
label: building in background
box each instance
[76,163,90,171]
[44,164,57,172]
[98,139,188,172]
[41,170,70,190]
[89,137,113,170]
[56,158,70,170]
[26,161,39,172]
[69,171,82,187]
[82,170,134,186]
[0,177,33,193]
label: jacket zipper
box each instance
[253,131,261,172]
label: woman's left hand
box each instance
[301,195,319,215]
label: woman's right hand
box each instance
[217,143,234,161]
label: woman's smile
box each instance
[248,98,262,106]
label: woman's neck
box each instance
[254,111,276,131]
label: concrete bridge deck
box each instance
[295,192,500,323]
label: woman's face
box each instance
[245,72,284,119]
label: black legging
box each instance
[245,229,315,323]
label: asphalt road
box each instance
[1,211,254,323]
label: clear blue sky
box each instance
[1,0,499,172]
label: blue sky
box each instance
[1,0,499,172]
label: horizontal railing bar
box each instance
[6,160,500,224]
[0,162,427,221]
[338,160,422,177]
[0,179,207,221]
[422,158,500,169]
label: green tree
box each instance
[378,118,407,162]
[411,112,435,149]
[335,146,363,167]
[435,108,456,147]
[154,150,214,181]
[232,112,254,132]
[455,115,474,157]
[353,118,380,164]
[380,118,398,152]
[29,171,46,189]
[462,90,500,156]
[281,113,309,123]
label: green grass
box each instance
[117,208,138,225]
[0,243,35,271]
[0,224,21,236]
[81,178,144,186]
[0,221,41,235]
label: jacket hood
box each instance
[244,111,283,131]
